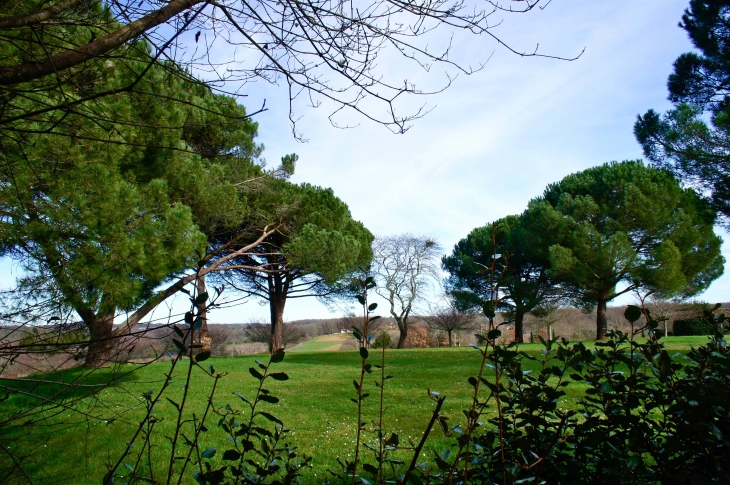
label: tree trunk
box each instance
[514,310,525,343]
[269,292,286,353]
[596,298,608,340]
[447,330,453,348]
[85,314,115,367]
[196,275,211,353]
[396,318,408,349]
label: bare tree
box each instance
[530,304,569,341]
[0,0,581,139]
[244,320,304,350]
[340,312,383,346]
[425,301,478,347]
[372,234,442,348]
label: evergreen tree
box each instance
[524,161,724,339]
[216,180,373,352]
[635,0,730,225]
[0,58,264,366]
[443,215,556,343]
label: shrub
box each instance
[673,318,712,336]
[372,330,391,349]
[404,324,432,348]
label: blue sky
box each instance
[235,0,730,322]
[3,0,728,324]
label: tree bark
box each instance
[596,298,608,340]
[447,330,453,348]
[269,294,286,352]
[85,314,115,367]
[0,0,205,85]
[514,310,525,343]
[396,318,408,349]
[196,275,211,353]
[266,258,290,353]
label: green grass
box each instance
[293,334,349,352]
[2,336,723,484]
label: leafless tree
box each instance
[340,312,382,345]
[0,0,581,140]
[244,320,304,350]
[424,301,478,347]
[633,290,680,338]
[372,234,442,348]
[530,304,569,341]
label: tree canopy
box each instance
[0,56,267,366]
[635,0,730,225]
[442,215,556,342]
[218,180,373,352]
[0,0,577,137]
[524,160,724,339]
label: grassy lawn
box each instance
[2,336,722,484]
[293,334,351,352]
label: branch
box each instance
[0,0,87,30]
[112,223,279,337]
[0,0,207,85]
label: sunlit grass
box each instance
[3,335,722,484]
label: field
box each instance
[3,336,722,484]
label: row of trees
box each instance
[0,44,373,364]
[440,1,730,345]
[444,160,725,341]
[0,0,565,365]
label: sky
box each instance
[232,0,730,322]
[3,0,729,325]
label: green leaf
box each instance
[259,394,280,404]
[201,447,216,459]
[195,292,209,304]
[483,301,495,318]
[184,312,194,324]
[234,392,250,405]
[434,456,450,471]
[222,449,241,460]
[269,372,289,381]
[384,433,399,446]
[487,329,501,340]
[356,295,366,305]
[195,351,211,362]
[166,398,180,410]
[249,367,264,380]
[172,338,185,351]
[258,412,283,426]
[359,347,369,359]
[598,382,614,393]
[270,349,286,363]
[368,303,378,311]
[406,471,424,485]
[193,471,205,485]
[624,305,643,323]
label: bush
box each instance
[673,318,712,336]
[404,324,432,348]
[372,330,391,349]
